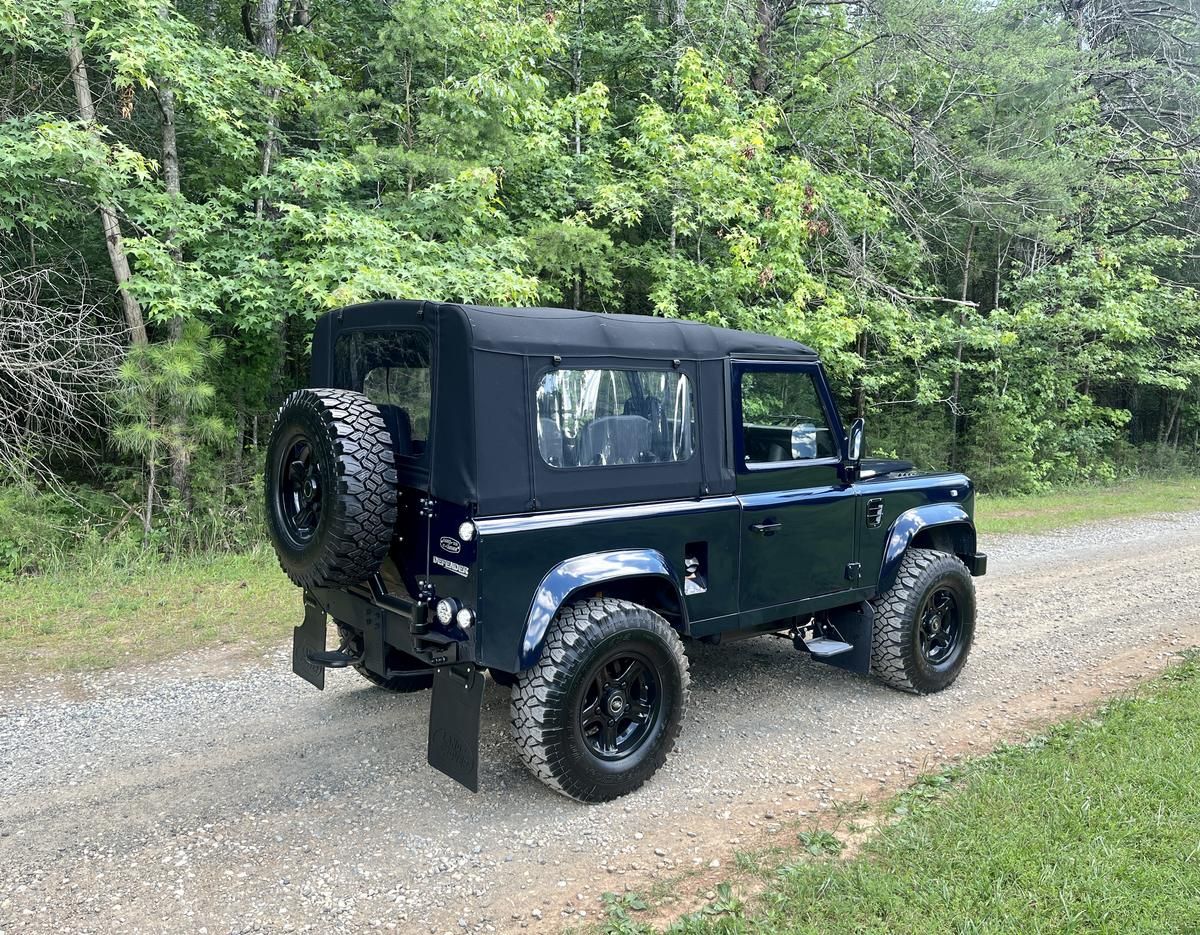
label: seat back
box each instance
[577,415,652,466]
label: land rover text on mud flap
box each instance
[265,301,987,802]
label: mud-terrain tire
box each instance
[265,388,397,589]
[336,623,434,693]
[871,548,975,694]
[511,598,689,803]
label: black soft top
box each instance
[457,305,817,361]
[313,300,824,515]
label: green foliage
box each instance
[1,0,1197,569]
[111,322,227,462]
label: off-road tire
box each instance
[871,548,975,694]
[511,599,689,802]
[265,388,397,589]
[336,623,434,693]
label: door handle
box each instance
[750,520,782,535]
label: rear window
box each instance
[334,329,432,456]
[535,368,695,468]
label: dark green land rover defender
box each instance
[264,301,986,801]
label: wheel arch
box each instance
[518,549,687,670]
[879,504,976,593]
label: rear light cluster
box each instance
[435,597,474,631]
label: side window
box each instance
[335,329,432,454]
[739,369,837,464]
[536,369,695,468]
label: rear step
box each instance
[802,637,854,658]
[306,647,363,669]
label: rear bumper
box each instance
[292,585,485,792]
[961,552,987,576]
[306,583,474,671]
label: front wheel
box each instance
[511,598,689,802]
[871,548,976,694]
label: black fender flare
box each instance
[879,503,976,592]
[518,549,686,669]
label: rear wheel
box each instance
[871,548,975,694]
[511,598,689,802]
[336,623,434,693]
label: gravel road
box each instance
[2,512,1198,935]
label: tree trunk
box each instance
[153,13,193,508]
[253,0,281,220]
[949,223,976,467]
[749,0,776,93]
[144,435,157,538]
[1162,393,1183,449]
[63,7,147,346]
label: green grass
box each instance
[0,546,297,675]
[0,476,1194,675]
[602,658,1200,935]
[976,475,1195,535]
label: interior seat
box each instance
[577,415,652,466]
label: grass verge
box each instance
[601,657,1200,934]
[0,546,296,674]
[0,476,1193,674]
[975,475,1195,535]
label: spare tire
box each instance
[265,388,398,588]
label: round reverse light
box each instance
[435,598,456,626]
[455,607,475,630]
[457,520,477,542]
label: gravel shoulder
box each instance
[2,512,1198,934]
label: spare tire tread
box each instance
[266,388,398,589]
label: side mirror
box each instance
[847,418,865,463]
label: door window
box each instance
[739,369,837,464]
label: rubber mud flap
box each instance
[293,598,327,690]
[428,664,484,792]
[821,601,874,675]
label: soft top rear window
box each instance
[334,329,432,459]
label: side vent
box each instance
[865,497,884,528]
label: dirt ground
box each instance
[1,511,1197,934]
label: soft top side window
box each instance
[536,368,695,468]
[335,329,432,458]
[739,368,838,464]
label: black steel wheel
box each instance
[275,436,323,544]
[918,588,962,666]
[578,649,661,761]
[871,548,975,694]
[511,598,689,802]
[264,388,398,589]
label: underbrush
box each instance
[0,467,264,578]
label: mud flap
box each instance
[820,602,874,676]
[427,663,484,792]
[292,597,327,690]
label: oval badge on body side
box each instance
[439,536,462,554]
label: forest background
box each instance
[1,0,1197,574]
